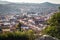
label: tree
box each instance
[42,12,60,39]
[48,12,60,26]
[27,30,35,40]
[58,7,60,12]
[0,30,35,40]
[17,22,22,31]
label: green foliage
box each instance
[58,7,60,11]
[0,30,35,40]
[27,30,35,40]
[43,26,60,39]
[42,12,60,39]
[48,12,60,26]
[17,22,22,31]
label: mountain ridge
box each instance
[0,1,60,16]
[0,1,60,4]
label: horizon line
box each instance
[0,1,60,4]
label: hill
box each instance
[0,1,60,16]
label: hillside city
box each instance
[0,1,60,40]
[0,11,54,32]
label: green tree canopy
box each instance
[48,12,60,26]
[0,30,35,40]
[58,7,60,11]
[42,12,60,39]
[17,22,22,31]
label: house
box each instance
[2,29,10,32]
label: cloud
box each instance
[0,0,60,4]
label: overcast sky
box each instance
[1,0,60,4]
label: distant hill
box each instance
[0,1,60,16]
[0,1,11,4]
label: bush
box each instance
[42,12,60,39]
[0,30,35,40]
